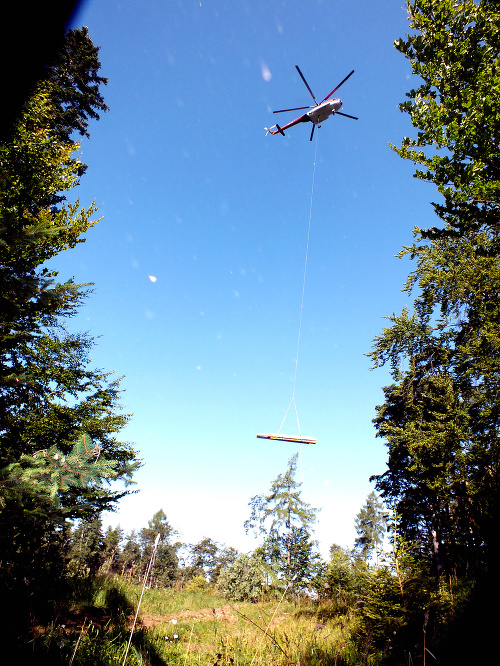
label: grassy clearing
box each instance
[28,575,368,665]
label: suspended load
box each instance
[257,433,316,444]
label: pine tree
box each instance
[325,544,355,597]
[273,526,322,590]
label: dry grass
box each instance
[32,576,365,665]
[122,581,362,665]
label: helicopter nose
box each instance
[332,98,342,113]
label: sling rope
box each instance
[277,132,318,437]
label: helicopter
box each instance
[265,66,358,141]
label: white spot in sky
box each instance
[148,275,157,282]
[261,62,272,82]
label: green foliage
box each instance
[370,0,500,577]
[186,574,209,591]
[354,491,388,566]
[42,26,109,143]
[0,26,139,516]
[210,544,239,584]
[122,530,142,578]
[67,515,105,576]
[189,537,219,579]
[216,551,268,601]
[259,526,324,593]
[101,524,125,574]
[1,433,117,508]
[245,454,320,583]
[324,545,357,601]
[355,519,464,665]
[0,26,140,652]
[138,509,179,587]
[245,454,318,538]
[392,0,500,208]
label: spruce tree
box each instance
[369,0,500,576]
[102,524,124,574]
[122,530,142,579]
[67,515,105,576]
[354,491,387,566]
[0,28,139,514]
[0,26,138,642]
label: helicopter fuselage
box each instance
[306,98,342,125]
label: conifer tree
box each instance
[189,537,219,580]
[122,530,142,579]
[102,524,124,573]
[0,27,139,514]
[245,454,318,580]
[370,0,500,576]
[354,491,387,566]
[138,510,179,587]
[67,515,105,576]
[42,26,108,143]
[325,545,355,596]
[0,26,138,641]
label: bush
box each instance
[217,552,267,601]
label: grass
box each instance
[28,575,368,665]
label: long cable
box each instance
[278,132,318,438]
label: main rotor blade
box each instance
[295,65,318,104]
[321,70,355,103]
[336,111,358,120]
[273,106,312,114]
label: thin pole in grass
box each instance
[183,623,195,665]
[122,532,161,666]
[68,619,87,666]
[248,573,297,666]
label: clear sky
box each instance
[51,0,436,559]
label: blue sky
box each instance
[52,0,436,558]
